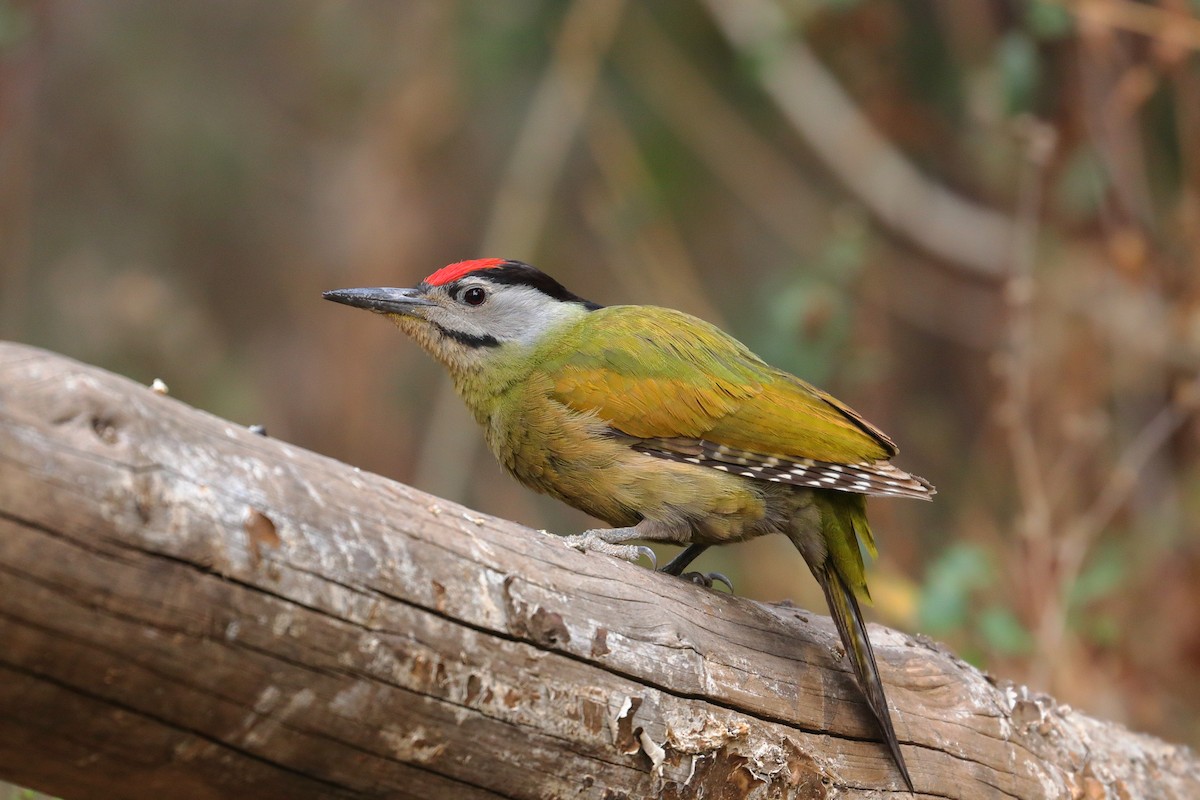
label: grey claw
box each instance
[707,572,734,593]
[636,546,657,569]
[682,571,735,593]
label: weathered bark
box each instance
[0,341,1195,800]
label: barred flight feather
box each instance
[630,437,935,500]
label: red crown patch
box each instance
[423,258,507,287]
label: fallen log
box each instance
[0,341,1196,798]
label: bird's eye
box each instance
[462,287,487,306]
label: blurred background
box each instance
[2,0,1199,765]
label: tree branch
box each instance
[701,0,1017,278]
[0,341,1196,799]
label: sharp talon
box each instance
[636,546,657,569]
[707,572,734,593]
[681,571,735,593]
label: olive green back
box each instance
[541,305,895,465]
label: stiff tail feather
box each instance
[818,564,914,792]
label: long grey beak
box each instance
[323,287,435,314]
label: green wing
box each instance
[543,305,895,465]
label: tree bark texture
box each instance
[0,341,1196,799]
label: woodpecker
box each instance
[325,258,933,791]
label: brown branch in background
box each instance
[873,252,1005,350]
[997,100,1197,691]
[1001,118,1057,548]
[414,0,629,501]
[583,98,724,324]
[997,117,1058,688]
[475,0,629,260]
[1045,0,1200,51]
[1040,374,1200,686]
[1166,5,1200,198]
[616,6,829,260]
[1070,379,1200,548]
[1075,20,1157,230]
[700,0,1017,278]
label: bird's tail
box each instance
[810,495,914,792]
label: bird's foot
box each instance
[678,571,734,593]
[656,544,734,593]
[563,529,656,568]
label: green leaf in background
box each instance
[918,542,993,634]
[1083,612,1121,647]
[812,0,866,12]
[0,783,61,800]
[1054,144,1109,221]
[996,31,1040,116]
[0,0,32,51]
[979,605,1034,655]
[1026,0,1074,40]
[1070,542,1126,607]
[754,216,868,384]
